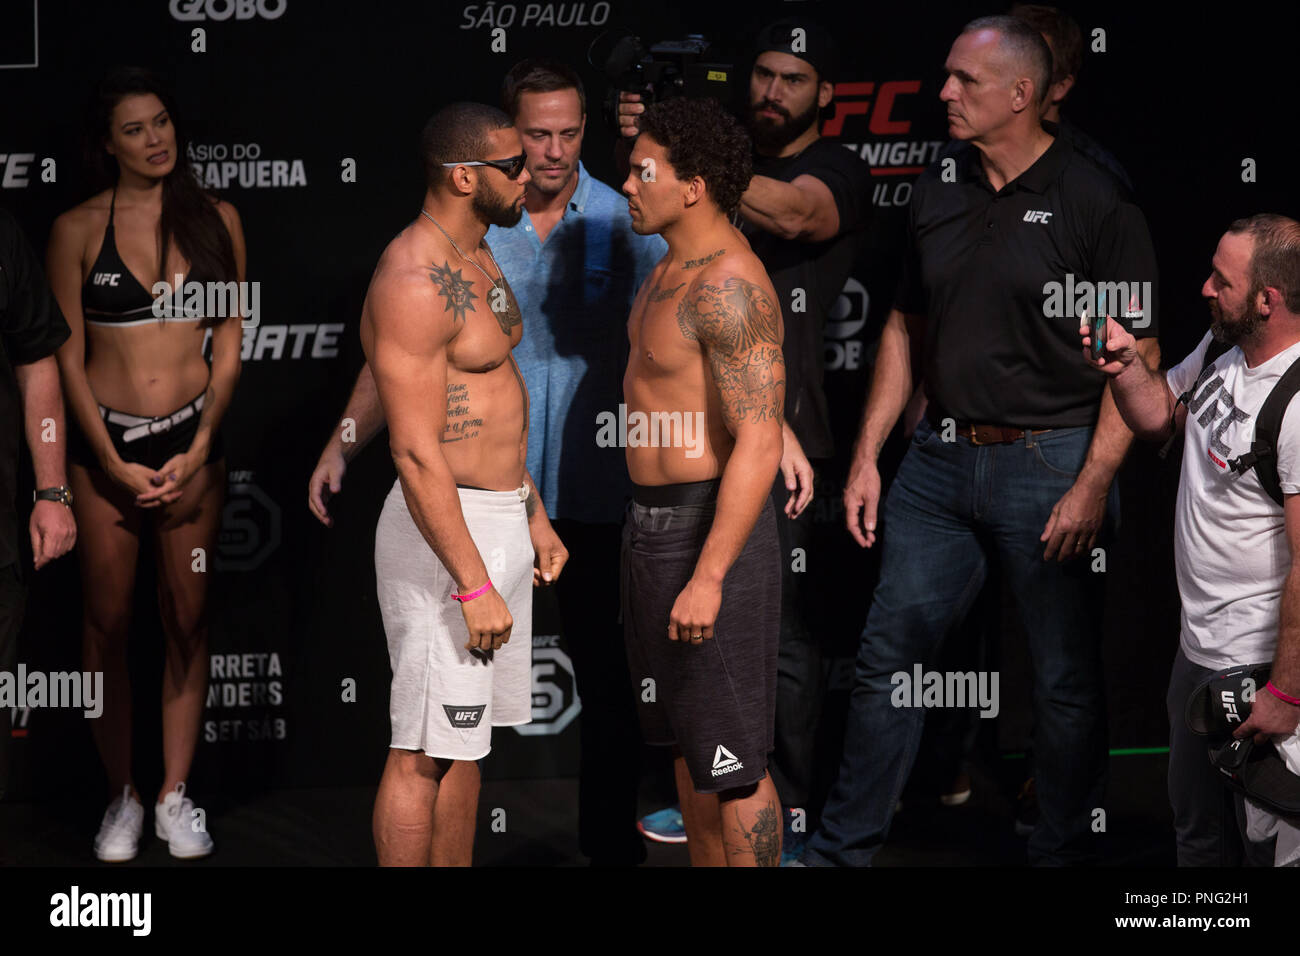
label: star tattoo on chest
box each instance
[427,261,478,326]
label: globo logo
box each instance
[170,0,287,21]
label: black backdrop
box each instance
[3,0,1297,803]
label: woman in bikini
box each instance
[46,67,244,861]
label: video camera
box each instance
[589,32,736,129]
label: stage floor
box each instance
[0,750,1175,866]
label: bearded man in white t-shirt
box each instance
[1081,213,1300,865]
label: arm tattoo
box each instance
[523,472,540,518]
[676,277,785,430]
[682,248,725,269]
[427,261,477,326]
[192,383,218,441]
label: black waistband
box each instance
[632,478,721,507]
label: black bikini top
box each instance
[80,187,212,327]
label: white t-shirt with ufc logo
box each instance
[1166,330,1300,670]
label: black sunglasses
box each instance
[441,154,527,179]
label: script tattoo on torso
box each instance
[443,382,482,443]
[677,276,785,427]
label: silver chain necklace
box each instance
[420,208,505,294]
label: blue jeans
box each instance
[803,418,1112,866]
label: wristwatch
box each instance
[34,486,74,507]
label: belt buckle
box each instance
[967,423,987,446]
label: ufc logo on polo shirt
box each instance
[1023,210,1053,224]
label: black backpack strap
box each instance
[1160,338,1233,459]
[1181,338,1233,405]
[1231,353,1300,507]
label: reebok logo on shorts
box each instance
[710,744,744,777]
[443,705,486,742]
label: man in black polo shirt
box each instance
[800,15,1159,866]
[618,18,872,852]
[915,2,1136,819]
[0,208,77,799]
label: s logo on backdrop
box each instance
[217,472,281,571]
[513,634,581,736]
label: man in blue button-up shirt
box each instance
[492,60,664,866]
[488,74,665,528]
[491,61,665,868]
[309,61,664,865]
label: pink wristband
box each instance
[452,580,492,603]
[1267,681,1300,707]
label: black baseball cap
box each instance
[753,17,840,85]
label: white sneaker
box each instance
[154,782,214,859]
[94,786,144,862]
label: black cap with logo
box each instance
[753,16,840,85]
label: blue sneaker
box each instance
[637,806,687,844]
[780,806,808,866]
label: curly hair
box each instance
[637,97,752,215]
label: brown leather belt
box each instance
[928,409,1054,446]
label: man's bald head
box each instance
[961,14,1053,105]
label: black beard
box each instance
[472,185,522,228]
[1210,293,1266,345]
[746,97,819,152]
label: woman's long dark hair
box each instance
[84,67,237,328]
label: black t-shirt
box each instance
[1058,116,1134,200]
[896,126,1158,427]
[0,208,72,569]
[744,138,872,458]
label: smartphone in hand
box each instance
[1090,308,1108,361]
